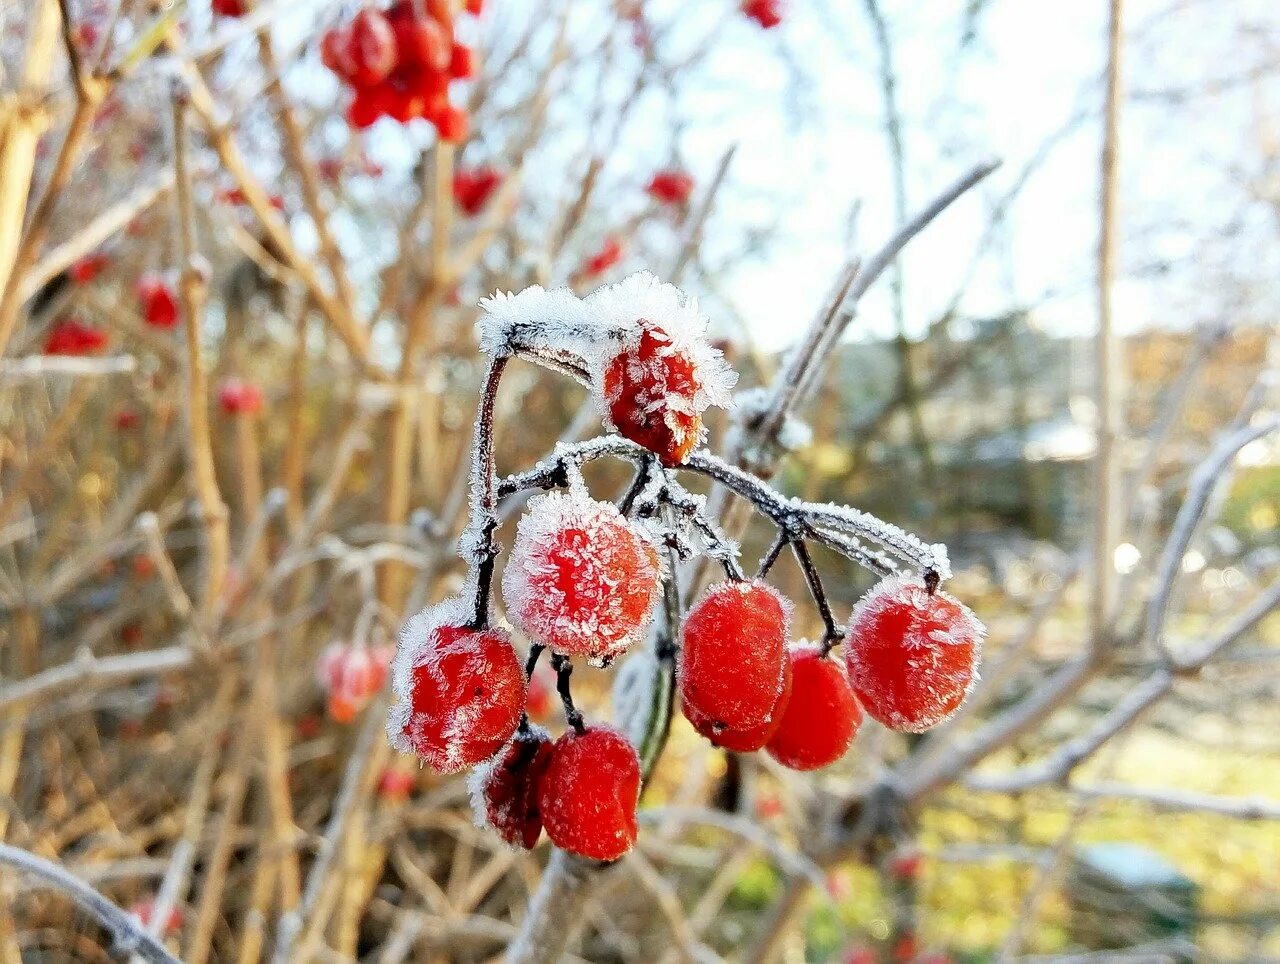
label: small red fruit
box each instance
[70,253,109,284]
[647,169,694,205]
[742,0,784,29]
[317,642,391,723]
[377,766,416,802]
[211,0,246,15]
[435,104,469,142]
[389,607,525,773]
[453,165,503,216]
[464,0,483,14]
[114,407,141,431]
[43,319,108,356]
[448,41,475,79]
[844,575,984,733]
[602,322,702,466]
[538,725,640,861]
[765,645,862,770]
[129,899,182,936]
[217,378,264,415]
[389,8,450,70]
[680,580,788,732]
[502,492,662,662]
[346,9,398,88]
[581,236,623,277]
[887,848,923,880]
[525,661,555,719]
[685,643,791,752]
[472,725,554,849]
[136,274,179,329]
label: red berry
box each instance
[389,8,450,70]
[679,580,789,732]
[114,407,141,431]
[211,0,246,15]
[321,27,358,81]
[346,9,397,88]
[317,642,391,723]
[502,492,662,662]
[524,661,556,719]
[765,645,862,770]
[43,319,108,356]
[435,104,469,142]
[647,169,694,205]
[582,235,624,277]
[389,607,525,773]
[453,165,503,216]
[472,725,554,849]
[844,576,984,733]
[377,766,416,802]
[70,252,109,284]
[129,899,182,936]
[448,41,475,79]
[742,0,784,29]
[136,274,179,329]
[887,848,923,880]
[464,0,483,14]
[685,642,791,752]
[602,322,702,466]
[217,378,264,415]
[538,725,640,861]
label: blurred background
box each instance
[0,0,1277,961]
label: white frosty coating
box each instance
[466,723,550,844]
[501,490,664,661]
[610,645,661,748]
[801,499,954,581]
[476,284,609,363]
[844,574,986,734]
[585,271,737,410]
[734,386,813,453]
[386,593,472,756]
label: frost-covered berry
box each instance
[316,642,391,723]
[471,725,554,849]
[136,274,179,329]
[588,274,736,466]
[538,725,640,861]
[684,641,791,752]
[844,575,984,733]
[679,580,789,732]
[502,492,661,662]
[389,600,526,772]
[765,645,862,770]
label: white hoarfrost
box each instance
[610,645,662,749]
[385,593,472,755]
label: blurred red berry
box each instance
[132,555,156,580]
[448,41,475,79]
[318,158,343,182]
[647,169,694,205]
[464,0,483,14]
[295,713,322,740]
[44,319,108,356]
[525,661,555,719]
[70,252,109,284]
[217,378,264,416]
[755,792,784,819]
[892,933,919,963]
[742,0,784,29]
[389,7,450,71]
[452,165,503,216]
[680,580,789,732]
[136,275,179,329]
[538,725,640,861]
[844,576,984,732]
[602,323,702,466]
[121,622,143,647]
[211,0,246,15]
[129,900,182,936]
[765,645,862,770]
[581,236,623,277]
[473,725,554,849]
[390,619,525,773]
[377,766,416,802]
[687,641,791,751]
[346,9,398,88]
[114,407,141,431]
[317,642,392,723]
[888,848,924,880]
[502,492,662,662]
[435,104,469,142]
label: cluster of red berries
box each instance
[680,575,982,769]
[317,641,393,722]
[321,1,478,137]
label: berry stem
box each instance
[617,456,655,515]
[791,539,842,652]
[756,531,787,579]
[467,354,509,628]
[550,653,585,734]
[517,643,545,734]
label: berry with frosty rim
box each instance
[844,575,984,733]
[471,725,554,849]
[765,644,862,770]
[538,724,640,861]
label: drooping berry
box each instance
[679,580,789,732]
[136,274,179,329]
[471,725,554,849]
[388,4,450,70]
[582,236,624,277]
[316,642,392,723]
[217,378,264,415]
[602,323,701,466]
[345,9,398,88]
[684,640,791,752]
[44,319,108,355]
[448,41,475,79]
[844,575,984,733]
[388,600,526,773]
[647,169,694,206]
[538,725,640,861]
[502,492,662,662]
[765,645,862,770]
[742,0,784,29]
[453,165,503,216]
[70,252,109,284]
